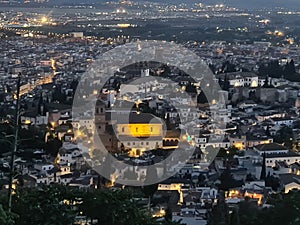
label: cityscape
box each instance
[1,0,300,225]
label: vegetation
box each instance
[0,184,183,225]
[217,147,244,158]
[218,168,244,191]
[258,59,300,82]
[274,126,293,149]
[208,190,300,225]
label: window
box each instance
[122,127,125,132]
[146,142,149,145]
[136,127,138,132]
[127,142,131,146]
[100,108,103,113]
[150,127,153,132]
[141,142,144,145]
[133,142,135,145]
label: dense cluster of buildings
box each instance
[0,3,300,224]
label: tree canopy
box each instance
[3,184,183,225]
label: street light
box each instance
[8,73,21,213]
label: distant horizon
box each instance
[1,0,300,9]
[138,0,300,9]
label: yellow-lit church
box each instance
[116,113,164,156]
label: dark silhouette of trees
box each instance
[197,91,208,104]
[259,59,300,82]
[274,126,293,149]
[207,191,230,225]
[260,152,266,181]
[12,184,77,225]
[265,173,280,191]
[219,167,244,191]
[44,138,62,157]
[0,204,15,225]
[7,184,184,225]
[143,165,159,198]
[258,60,283,78]
[222,61,236,73]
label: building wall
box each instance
[266,156,300,167]
[285,182,300,193]
[117,123,163,137]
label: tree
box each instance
[164,206,173,224]
[165,113,171,130]
[79,189,161,225]
[197,91,208,104]
[260,152,266,181]
[207,191,230,225]
[44,138,62,157]
[143,165,159,198]
[5,182,186,225]
[222,61,236,73]
[274,126,293,149]
[265,173,280,191]
[219,167,243,191]
[217,147,243,158]
[263,76,269,88]
[0,204,15,225]
[284,59,296,80]
[237,197,261,225]
[245,173,255,182]
[12,184,77,225]
[223,74,230,91]
[229,191,300,225]
[198,173,206,186]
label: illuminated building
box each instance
[116,113,164,156]
[229,135,246,150]
[279,174,300,193]
[95,97,164,156]
[226,181,265,205]
[158,183,185,204]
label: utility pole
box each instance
[8,73,21,213]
